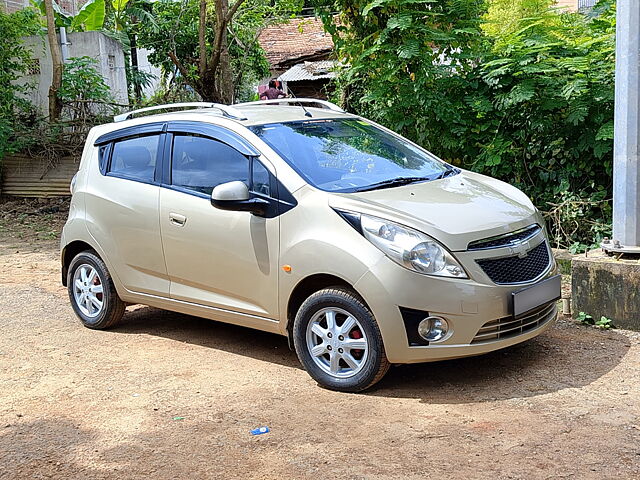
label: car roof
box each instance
[87,103,359,149]
[232,105,356,126]
[102,101,357,132]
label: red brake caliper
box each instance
[350,328,363,358]
[93,276,102,301]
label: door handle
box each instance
[169,212,187,227]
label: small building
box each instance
[555,0,598,11]
[3,0,80,14]
[15,31,129,116]
[258,17,336,99]
[278,60,339,99]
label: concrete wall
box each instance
[572,252,640,331]
[555,0,577,10]
[555,0,598,11]
[16,31,128,116]
[136,48,162,99]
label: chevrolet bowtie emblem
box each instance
[509,240,531,258]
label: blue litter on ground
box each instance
[250,426,270,435]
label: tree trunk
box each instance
[209,0,233,104]
[198,0,207,75]
[168,0,247,103]
[44,0,63,120]
[130,34,142,102]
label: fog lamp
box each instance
[417,316,449,342]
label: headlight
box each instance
[360,214,467,278]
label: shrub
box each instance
[0,8,41,162]
[317,0,616,250]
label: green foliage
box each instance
[576,311,592,324]
[316,0,616,249]
[59,57,114,121]
[31,0,105,31]
[0,8,41,162]
[482,0,554,39]
[71,0,106,32]
[314,0,489,145]
[101,0,159,102]
[577,311,615,329]
[137,0,199,73]
[595,316,615,329]
[136,0,302,100]
[31,0,72,28]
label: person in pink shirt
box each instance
[260,80,287,100]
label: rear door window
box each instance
[109,135,160,183]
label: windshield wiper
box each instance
[355,176,432,192]
[435,165,459,180]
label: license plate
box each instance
[512,275,561,318]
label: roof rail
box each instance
[235,98,345,113]
[113,102,248,122]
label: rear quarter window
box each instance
[109,135,160,183]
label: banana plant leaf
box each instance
[71,0,106,32]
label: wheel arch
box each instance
[285,273,369,347]
[61,240,99,286]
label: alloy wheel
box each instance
[305,307,369,378]
[72,264,104,318]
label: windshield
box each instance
[249,119,453,192]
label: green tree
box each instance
[59,56,114,123]
[482,0,554,39]
[43,0,65,120]
[0,8,41,160]
[31,0,106,32]
[106,0,158,101]
[313,0,488,147]
[316,0,616,248]
[463,1,616,248]
[137,0,302,103]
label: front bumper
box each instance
[354,254,558,364]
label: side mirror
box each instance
[211,181,269,216]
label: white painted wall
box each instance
[136,48,162,98]
[16,31,129,116]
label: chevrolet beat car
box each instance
[61,99,560,392]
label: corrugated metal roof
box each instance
[278,60,339,82]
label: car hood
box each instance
[328,170,541,252]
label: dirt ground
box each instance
[0,197,639,480]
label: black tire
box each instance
[67,251,125,329]
[293,287,390,392]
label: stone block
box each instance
[552,249,573,275]
[572,250,640,331]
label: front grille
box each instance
[468,224,541,250]
[471,302,557,344]
[476,241,550,284]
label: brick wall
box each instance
[3,0,29,13]
[3,0,81,14]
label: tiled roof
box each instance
[279,60,339,82]
[258,17,334,69]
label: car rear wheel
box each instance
[293,287,390,392]
[67,251,125,329]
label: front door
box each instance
[159,130,280,320]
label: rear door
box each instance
[85,125,169,296]
[158,123,281,320]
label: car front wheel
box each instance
[293,287,390,392]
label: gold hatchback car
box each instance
[61,99,560,392]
